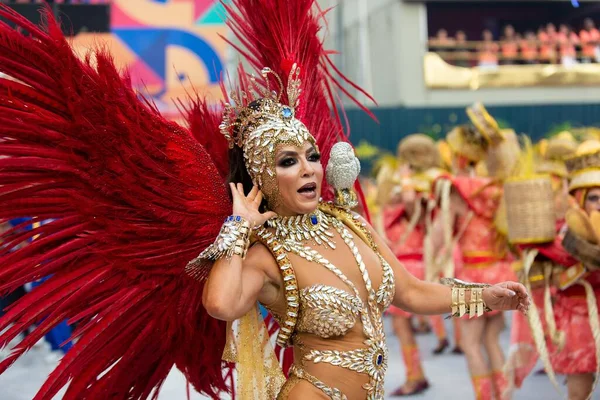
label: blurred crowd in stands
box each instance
[429,18,600,68]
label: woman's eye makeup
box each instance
[308,152,321,162]
[276,150,320,167]
[587,194,600,203]
[278,157,296,167]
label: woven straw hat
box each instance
[566,147,600,193]
[536,133,577,178]
[397,134,441,172]
[446,125,488,163]
[466,102,504,145]
[486,129,520,179]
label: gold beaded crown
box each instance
[219,65,317,195]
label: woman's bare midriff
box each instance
[288,330,373,400]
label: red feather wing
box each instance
[0,5,231,399]
[180,95,230,180]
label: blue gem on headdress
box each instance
[281,106,293,119]
[310,215,318,225]
[376,354,383,366]
[236,216,241,222]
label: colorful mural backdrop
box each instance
[71,0,228,118]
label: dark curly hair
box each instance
[227,146,269,212]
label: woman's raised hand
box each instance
[230,183,277,228]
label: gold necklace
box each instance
[267,209,336,249]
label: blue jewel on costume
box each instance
[281,106,293,119]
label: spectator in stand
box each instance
[500,24,519,65]
[557,24,579,66]
[538,25,558,64]
[454,30,472,68]
[580,18,600,63]
[515,32,523,42]
[430,28,455,53]
[547,23,558,40]
[478,29,499,69]
[520,31,539,64]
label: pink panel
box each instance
[110,4,147,28]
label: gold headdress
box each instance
[465,102,523,179]
[219,65,317,201]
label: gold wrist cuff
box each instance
[442,278,492,318]
[191,216,251,262]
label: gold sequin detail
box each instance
[288,365,347,400]
[255,230,299,348]
[297,285,361,338]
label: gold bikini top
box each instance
[296,257,394,338]
[255,203,395,346]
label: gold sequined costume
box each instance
[256,204,395,399]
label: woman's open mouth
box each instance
[297,182,317,199]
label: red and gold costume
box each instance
[505,134,578,392]
[451,176,515,290]
[384,204,427,292]
[437,106,518,400]
[551,146,600,381]
[379,134,445,395]
[550,271,600,374]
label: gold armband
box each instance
[441,278,492,318]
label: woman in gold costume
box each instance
[201,78,531,400]
[202,111,530,398]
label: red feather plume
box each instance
[222,0,375,210]
[178,96,230,180]
[0,5,232,399]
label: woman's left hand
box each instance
[482,281,531,314]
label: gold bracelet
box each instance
[196,216,251,260]
[441,278,492,318]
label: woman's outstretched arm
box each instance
[359,215,530,316]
